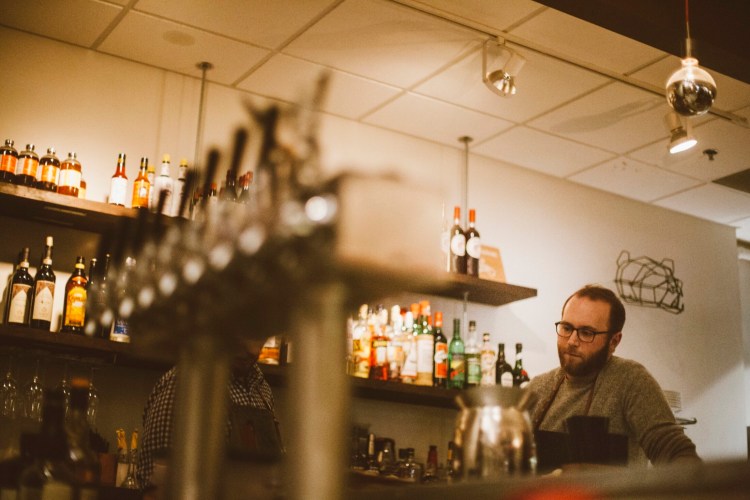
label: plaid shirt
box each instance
[135,363,276,488]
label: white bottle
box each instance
[153,154,174,215]
[172,158,188,217]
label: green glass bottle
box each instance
[447,318,465,389]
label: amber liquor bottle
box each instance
[36,147,60,192]
[109,153,128,206]
[465,209,481,277]
[61,256,88,334]
[449,206,466,274]
[57,152,82,197]
[432,311,448,388]
[5,247,33,326]
[14,144,39,187]
[131,157,150,209]
[0,139,18,183]
[30,236,56,331]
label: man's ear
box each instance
[609,332,622,354]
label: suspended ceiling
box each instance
[2,0,750,241]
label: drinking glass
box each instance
[1,357,18,418]
[23,360,44,422]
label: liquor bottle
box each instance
[109,257,134,343]
[0,139,18,183]
[66,379,100,497]
[78,178,87,199]
[61,256,87,334]
[17,389,75,500]
[121,430,138,489]
[512,343,530,388]
[115,429,128,487]
[465,321,481,387]
[238,172,253,204]
[146,160,156,210]
[84,255,110,339]
[423,445,438,482]
[447,318,465,389]
[415,302,434,386]
[153,154,174,215]
[258,336,281,365]
[131,157,150,209]
[400,306,418,384]
[109,153,128,206]
[351,304,370,378]
[480,332,496,386]
[30,236,55,331]
[57,152,82,197]
[495,343,514,387]
[36,147,60,192]
[386,305,404,381]
[172,158,188,216]
[449,206,466,274]
[13,144,39,187]
[432,311,448,388]
[5,247,34,326]
[219,167,237,202]
[369,305,389,380]
[466,209,481,277]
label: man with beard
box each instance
[528,284,699,467]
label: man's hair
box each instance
[562,284,626,333]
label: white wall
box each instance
[1,27,747,463]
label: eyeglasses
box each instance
[555,321,613,343]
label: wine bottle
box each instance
[36,147,60,192]
[57,152,82,197]
[153,154,174,215]
[0,139,18,183]
[449,206,466,274]
[447,318,465,389]
[13,144,39,187]
[109,153,128,206]
[61,256,87,334]
[512,343,530,388]
[480,332,496,385]
[30,236,55,331]
[5,247,34,326]
[131,157,150,209]
[465,208,481,277]
[432,311,448,388]
[495,343,514,387]
[465,320,480,387]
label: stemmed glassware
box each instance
[1,357,18,418]
[23,360,44,422]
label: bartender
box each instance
[135,338,282,489]
[528,284,700,466]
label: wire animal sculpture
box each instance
[614,250,684,314]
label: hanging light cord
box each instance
[684,0,692,58]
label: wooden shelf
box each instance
[440,273,537,306]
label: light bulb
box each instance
[666,57,717,116]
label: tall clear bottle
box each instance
[5,247,34,326]
[109,153,128,206]
[153,154,174,215]
[495,343,514,387]
[465,209,481,277]
[36,147,60,192]
[61,256,87,334]
[449,206,466,274]
[131,157,150,209]
[480,332,496,386]
[465,321,481,387]
[0,139,18,183]
[512,343,530,388]
[30,237,55,331]
[447,318,465,389]
[14,144,39,187]
[432,311,448,388]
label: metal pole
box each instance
[194,62,213,170]
[458,136,472,227]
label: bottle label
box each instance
[32,281,54,321]
[416,334,434,374]
[39,162,59,184]
[449,354,465,381]
[64,287,87,327]
[500,371,513,387]
[15,156,38,177]
[8,283,31,323]
[466,356,481,384]
[450,234,466,256]
[480,352,495,385]
[466,236,482,259]
[110,177,128,205]
[372,339,388,366]
[401,340,418,380]
[433,342,448,378]
[58,168,81,190]
[0,153,17,173]
[110,318,130,343]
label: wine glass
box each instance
[57,363,71,419]
[23,360,44,422]
[1,357,18,418]
[87,367,99,428]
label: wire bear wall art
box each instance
[614,250,684,314]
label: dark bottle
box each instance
[30,236,56,331]
[84,257,102,338]
[14,144,39,187]
[237,172,253,204]
[495,343,514,387]
[0,138,18,183]
[36,147,60,192]
[219,168,237,202]
[465,208,481,277]
[61,256,87,334]
[66,379,100,498]
[449,206,466,274]
[447,318,465,389]
[5,247,34,326]
[432,311,448,388]
[18,389,75,500]
[512,343,530,388]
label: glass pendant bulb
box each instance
[666,57,717,117]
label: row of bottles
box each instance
[443,206,481,276]
[3,236,125,342]
[0,140,88,198]
[346,302,530,389]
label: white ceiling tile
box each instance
[415,44,609,122]
[284,0,481,88]
[569,157,702,203]
[631,56,750,113]
[97,11,269,85]
[528,82,669,154]
[473,126,615,177]
[237,54,401,119]
[0,0,122,47]
[405,0,543,31]
[654,184,750,224]
[134,0,337,49]
[733,217,750,243]
[364,93,513,145]
[628,113,750,182]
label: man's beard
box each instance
[558,340,610,377]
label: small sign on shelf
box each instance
[479,245,505,283]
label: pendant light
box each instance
[665,111,697,154]
[665,0,716,116]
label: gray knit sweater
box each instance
[528,356,699,466]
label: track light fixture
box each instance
[666,0,716,116]
[482,38,526,97]
[665,111,697,154]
